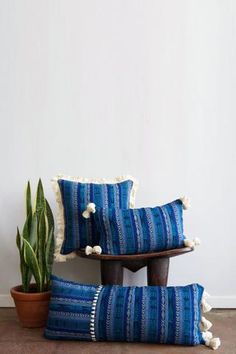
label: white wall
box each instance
[0,0,235,307]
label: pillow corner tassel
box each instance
[85,245,102,256]
[202,331,221,350]
[179,196,190,210]
[82,203,96,219]
[184,237,201,248]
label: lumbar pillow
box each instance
[45,275,220,349]
[52,175,138,261]
[91,198,199,255]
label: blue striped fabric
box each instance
[58,178,134,253]
[45,276,97,340]
[95,199,185,255]
[45,275,204,346]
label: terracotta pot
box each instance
[10,284,51,328]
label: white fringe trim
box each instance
[52,174,138,262]
[90,285,103,341]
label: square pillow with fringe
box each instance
[45,275,220,350]
[52,175,138,261]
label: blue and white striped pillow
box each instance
[52,175,138,261]
[45,275,220,349]
[94,199,186,255]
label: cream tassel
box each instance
[208,338,221,350]
[93,245,102,254]
[179,196,190,210]
[202,331,221,350]
[184,237,201,248]
[202,298,212,313]
[85,245,102,255]
[201,316,213,331]
[82,203,96,219]
[202,290,210,300]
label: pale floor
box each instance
[0,309,235,354]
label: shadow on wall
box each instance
[53,257,147,286]
[53,257,101,284]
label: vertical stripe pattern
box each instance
[45,276,204,346]
[96,199,186,255]
[58,179,134,253]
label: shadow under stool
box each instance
[77,247,193,286]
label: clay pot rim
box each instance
[10,284,51,301]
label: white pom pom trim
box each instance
[203,290,210,300]
[179,196,190,210]
[184,238,201,248]
[82,203,96,219]
[193,237,201,245]
[202,298,212,313]
[85,245,102,256]
[90,285,103,341]
[93,245,102,255]
[184,239,195,248]
[208,338,221,350]
[85,246,93,255]
[201,291,221,350]
[202,332,221,350]
[201,316,213,331]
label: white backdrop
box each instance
[0,0,235,307]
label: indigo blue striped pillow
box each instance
[45,275,220,349]
[52,175,138,261]
[94,199,186,255]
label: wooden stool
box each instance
[77,247,193,286]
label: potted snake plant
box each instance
[10,179,54,328]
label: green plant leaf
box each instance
[35,179,45,215]
[25,181,32,237]
[22,214,31,241]
[29,213,38,250]
[45,199,54,234]
[26,181,32,216]
[21,262,32,293]
[38,211,46,288]
[16,227,21,252]
[45,228,54,287]
[17,228,32,292]
[22,238,42,292]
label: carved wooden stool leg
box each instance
[100,260,123,285]
[147,257,170,286]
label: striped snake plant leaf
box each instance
[16,227,21,252]
[26,181,32,219]
[17,179,54,292]
[38,211,46,287]
[35,179,45,215]
[45,199,54,234]
[16,228,32,292]
[29,213,38,250]
[22,237,42,292]
[22,213,32,241]
[45,228,54,285]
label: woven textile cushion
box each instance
[45,275,210,347]
[94,199,186,255]
[52,175,138,261]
